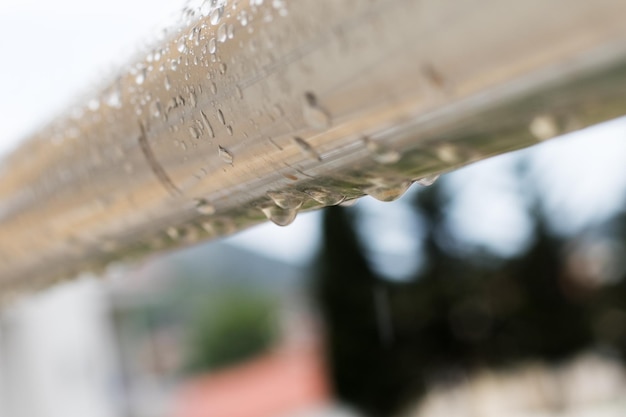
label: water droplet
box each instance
[189,90,197,107]
[235,85,243,99]
[260,204,298,227]
[210,6,223,25]
[416,174,440,186]
[189,126,201,139]
[150,99,162,118]
[208,37,217,54]
[164,75,172,90]
[227,24,235,39]
[201,110,215,137]
[339,198,358,207]
[135,68,146,85]
[177,37,188,53]
[303,91,331,129]
[210,81,218,94]
[87,98,100,111]
[530,114,559,141]
[106,88,122,109]
[305,188,345,206]
[218,145,233,164]
[219,62,227,74]
[195,198,216,215]
[364,180,412,202]
[167,227,180,240]
[226,125,233,135]
[217,108,226,124]
[293,137,321,161]
[363,136,400,164]
[267,191,304,209]
[200,0,212,16]
[436,144,461,164]
[217,23,227,42]
[239,10,249,26]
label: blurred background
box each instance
[1,1,626,417]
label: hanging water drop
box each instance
[364,180,412,202]
[293,137,321,161]
[218,145,234,164]
[416,174,440,186]
[267,191,304,209]
[260,204,298,227]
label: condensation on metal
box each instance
[3,0,626,294]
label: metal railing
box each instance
[3,0,626,293]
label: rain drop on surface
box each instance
[106,88,122,109]
[364,136,400,164]
[226,125,233,135]
[217,23,227,42]
[200,111,215,138]
[218,145,234,164]
[217,108,226,125]
[364,180,412,202]
[177,37,188,53]
[303,91,331,129]
[210,6,224,25]
[305,188,345,206]
[267,190,304,209]
[188,126,201,139]
[195,198,216,215]
[208,37,217,54]
[210,81,218,94]
[150,100,162,118]
[260,204,298,227]
[167,227,180,240]
[293,137,321,161]
[219,62,227,74]
[530,114,560,141]
[135,68,146,85]
[416,174,440,186]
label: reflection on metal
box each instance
[3,0,626,293]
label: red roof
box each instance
[173,343,329,417]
